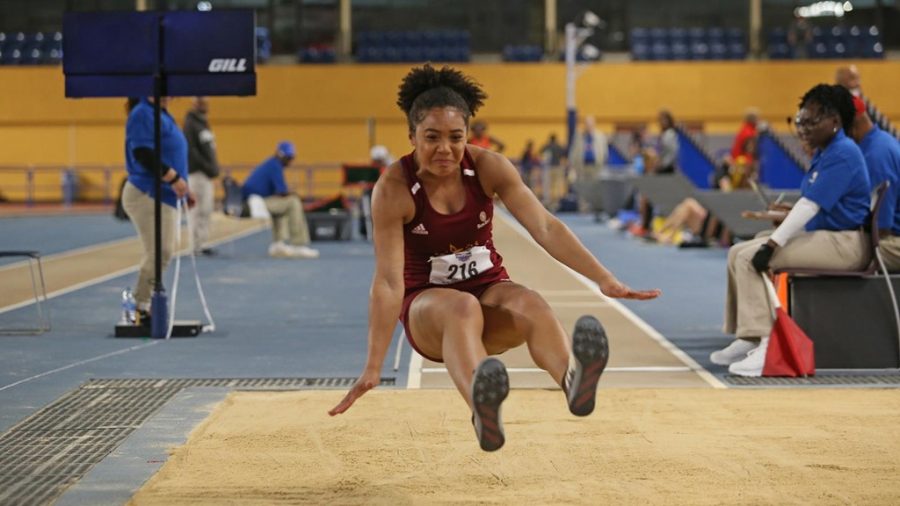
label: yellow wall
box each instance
[1,61,898,200]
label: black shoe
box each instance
[198,248,218,257]
[136,309,151,329]
[564,316,609,417]
[678,238,710,249]
[471,357,509,452]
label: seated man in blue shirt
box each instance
[850,98,900,271]
[242,141,319,259]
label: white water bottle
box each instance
[121,287,136,324]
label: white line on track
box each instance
[494,210,726,389]
[0,221,267,316]
[0,341,160,393]
[422,366,692,374]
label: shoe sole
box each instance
[471,357,509,452]
[567,315,609,417]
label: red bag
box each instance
[761,275,815,377]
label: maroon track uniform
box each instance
[398,149,510,360]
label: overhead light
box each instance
[582,11,604,29]
[580,44,601,60]
[794,1,853,18]
[197,1,212,11]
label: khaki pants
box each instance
[189,172,214,253]
[122,182,178,308]
[265,194,310,246]
[880,235,900,272]
[724,229,869,338]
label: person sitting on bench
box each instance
[242,141,319,259]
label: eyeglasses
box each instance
[787,114,826,130]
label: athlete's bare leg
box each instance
[408,288,488,410]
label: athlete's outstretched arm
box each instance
[330,170,410,415]
[474,147,660,300]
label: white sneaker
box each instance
[728,338,769,377]
[710,339,758,366]
[287,245,320,259]
[268,242,292,258]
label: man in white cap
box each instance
[242,141,319,258]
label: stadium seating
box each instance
[766,24,884,60]
[630,26,745,61]
[0,31,63,65]
[354,30,470,63]
[298,46,336,63]
[502,44,542,62]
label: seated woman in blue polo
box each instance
[712,83,871,377]
[242,141,319,259]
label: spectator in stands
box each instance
[657,135,759,246]
[634,109,678,237]
[241,141,319,259]
[850,97,900,271]
[369,144,394,168]
[787,13,812,58]
[835,65,862,97]
[568,115,608,212]
[183,96,220,257]
[122,97,194,325]
[540,132,567,168]
[731,108,759,161]
[713,84,872,376]
[329,64,660,451]
[519,139,541,188]
[468,120,505,152]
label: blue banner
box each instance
[64,10,256,98]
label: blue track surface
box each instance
[0,212,736,434]
[0,215,136,266]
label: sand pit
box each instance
[130,389,900,505]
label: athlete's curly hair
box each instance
[800,83,855,133]
[397,64,487,132]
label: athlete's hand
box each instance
[328,369,381,416]
[599,278,661,300]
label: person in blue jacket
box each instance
[712,84,872,376]
[242,141,319,259]
[850,97,900,271]
[121,97,194,324]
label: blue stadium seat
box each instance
[810,42,828,59]
[726,27,744,44]
[768,42,792,60]
[689,41,709,60]
[402,46,424,62]
[667,27,687,45]
[422,30,441,48]
[22,47,42,65]
[768,27,787,45]
[709,41,727,60]
[863,41,884,59]
[648,28,667,45]
[631,42,650,61]
[670,41,689,60]
[0,48,22,65]
[630,27,649,46]
[403,31,423,47]
[650,41,670,60]
[687,27,706,43]
[829,41,847,59]
[727,42,746,60]
[707,27,725,44]
[424,46,443,61]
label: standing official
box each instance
[183,96,220,256]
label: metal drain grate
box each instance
[724,374,900,386]
[0,377,394,506]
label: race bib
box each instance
[428,245,494,285]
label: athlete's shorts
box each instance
[400,277,511,363]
